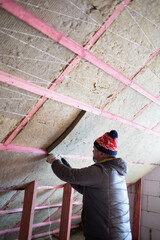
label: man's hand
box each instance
[46,154,57,164]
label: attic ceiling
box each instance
[0,0,160,239]
[0,0,160,190]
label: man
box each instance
[46,130,132,240]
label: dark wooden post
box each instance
[59,183,74,240]
[19,180,38,240]
[132,178,142,240]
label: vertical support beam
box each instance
[19,180,38,240]
[59,183,74,240]
[132,178,143,240]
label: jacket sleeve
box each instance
[51,160,103,187]
[70,183,84,194]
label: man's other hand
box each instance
[46,154,57,164]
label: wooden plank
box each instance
[19,180,38,240]
[0,143,47,154]
[0,216,81,235]
[132,178,142,240]
[1,71,160,137]
[1,202,80,215]
[59,183,74,240]
[32,224,80,239]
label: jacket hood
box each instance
[105,158,128,176]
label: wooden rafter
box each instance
[0,143,47,154]
[0,0,160,107]
[1,71,160,138]
[1,0,131,145]
[0,0,159,155]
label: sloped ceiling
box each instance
[0,0,160,238]
[0,0,160,186]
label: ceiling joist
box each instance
[2,0,131,145]
[0,70,160,138]
[1,0,160,106]
[0,143,47,155]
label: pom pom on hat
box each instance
[108,130,118,139]
[94,130,118,156]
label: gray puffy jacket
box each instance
[52,158,132,240]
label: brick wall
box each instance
[128,166,160,240]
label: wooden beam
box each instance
[32,224,80,239]
[19,180,38,240]
[0,201,82,216]
[0,216,81,236]
[1,0,160,107]
[59,183,74,240]
[0,143,47,155]
[1,71,160,137]
[132,178,142,240]
[3,0,131,146]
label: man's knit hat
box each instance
[94,130,118,156]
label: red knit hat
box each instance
[94,130,118,156]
